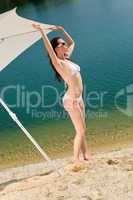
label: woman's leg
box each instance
[78,99,92,161]
[63,96,86,164]
[63,96,86,163]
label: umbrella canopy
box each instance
[0,7,52,72]
[0,8,62,176]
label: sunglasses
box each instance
[56,42,67,48]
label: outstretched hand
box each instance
[32,24,42,30]
[47,25,64,31]
[32,23,64,32]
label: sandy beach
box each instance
[0,146,133,200]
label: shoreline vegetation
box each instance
[0,0,71,13]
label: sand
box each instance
[0,147,133,200]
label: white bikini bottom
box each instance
[62,93,83,112]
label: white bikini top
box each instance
[63,59,80,75]
[62,59,81,90]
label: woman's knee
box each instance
[76,127,87,138]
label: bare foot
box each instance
[70,160,86,172]
[83,152,92,161]
[74,160,84,166]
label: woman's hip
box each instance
[62,92,83,111]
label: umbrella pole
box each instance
[0,98,62,176]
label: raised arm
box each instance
[32,24,60,66]
[44,25,75,58]
[62,28,75,46]
[57,26,75,57]
[62,28,75,57]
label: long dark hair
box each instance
[48,36,63,82]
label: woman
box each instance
[32,24,92,168]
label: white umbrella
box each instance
[0,7,62,176]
